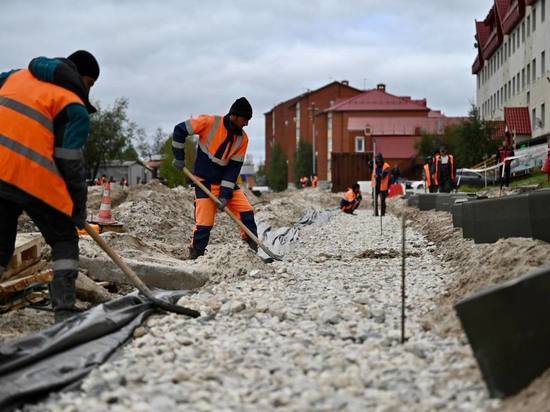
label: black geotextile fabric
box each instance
[257,208,337,260]
[0,290,186,411]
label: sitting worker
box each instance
[371,153,391,216]
[172,97,258,259]
[299,176,308,188]
[340,183,362,214]
[0,51,99,322]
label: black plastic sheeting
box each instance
[0,290,185,411]
[257,208,337,260]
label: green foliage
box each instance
[136,127,167,160]
[267,142,288,192]
[294,139,313,187]
[120,144,139,161]
[255,162,267,186]
[415,105,498,168]
[84,98,136,179]
[159,136,197,187]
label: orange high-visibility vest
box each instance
[434,154,455,185]
[185,115,248,166]
[371,162,391,191]
[423,163,432,187]
[0,69,84,215]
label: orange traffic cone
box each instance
[94,182,116,224]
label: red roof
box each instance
[504,107,532,136]
[326,86,429,112]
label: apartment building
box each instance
[473,0,549,143]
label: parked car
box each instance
[403,180,426,192]
[455,169,497,187]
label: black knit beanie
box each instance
[67,50,100,80]
[229,97,253,120]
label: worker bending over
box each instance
[371,153,390,216]
[0,51,99,322]
[340,183,362,214]
[172,98,258,259]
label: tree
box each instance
[267,142,288,192]
[84,98,136,179]
[255,161,267,186]
[159,136,197,187]
[294,139,313,187]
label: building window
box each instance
[533,58,537,81]
[517,73,521,94]
[501,86,504,105]
[527,15,531,36]
[512,33,516,53]
[527,63,531,84]
[522,21,526,42]
[512,77,516,96]
[533,7,537,32]
[527,91,531,105]
[522,68,526,90]
[542,103,546,128]
[543,0,546,23]
[517,30,520,48]
[532,107,537,130]
[542,51,546,77]
[355,136,365,153]
[295,102,300,145]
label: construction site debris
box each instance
[1,233,44,281]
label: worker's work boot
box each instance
[49,272,80,323]
[244,237,258,253]
[188,246,205,260]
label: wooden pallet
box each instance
[1,233,44,281]
[0,269,53,303]
[0,291,49,313]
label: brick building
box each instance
[316,84,462,180]
[264,81,362,185]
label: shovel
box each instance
[84,222,200,317]
[182,167,283,261]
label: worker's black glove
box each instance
[72,205,86,229]
[217,197,228,211]
[172,159,185,171]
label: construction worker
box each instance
[423,157,436,193]
[311,174,318,188]
[172,97,258,259]
[340,183,362,214]
[434,146,455,193]
[497,133,515,188]
[371,153,391,216]
[299,176,308,188]
[0,51,99,322]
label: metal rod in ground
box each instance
[401,215,407,344]
[380,214,382,235]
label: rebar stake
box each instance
[401,215,407,344]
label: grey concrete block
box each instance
[406,194,419,208]
[80,256,209,290]
[528,189,550,243]
[455,265,550,398]
[461,201,476,239]
[418,194,437,211]
[434,193,451,211]
[472,194,531,244]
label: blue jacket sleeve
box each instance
[172,121,189,162]
[53,103,90,223]
[219,159,244,199]
[0,69,19,89]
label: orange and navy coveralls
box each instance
[371,160,391,216]
[173,114,257,252]
[340,188,362,214]
[0,57,94,311]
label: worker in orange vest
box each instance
[172,98,258,259]
[434,146,455,193]
[340,183,362,214]
[0,51,99,322]
[423,157,436,193]
[311,175,318,188]
[371,153,391,216]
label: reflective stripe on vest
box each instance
[197,115,247,166]
[0,70,84,215]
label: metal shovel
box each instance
[182,167,283,261]
[85,223,200,317]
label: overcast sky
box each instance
[2,1,490,163]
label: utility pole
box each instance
[308,103,319,176]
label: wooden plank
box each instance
[0,291,48,313]
[1,233,44,281]
[8,260,48,281]
[0,269,53,302]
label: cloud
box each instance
[1,0,491,163]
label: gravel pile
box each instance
[25,208,499,411]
